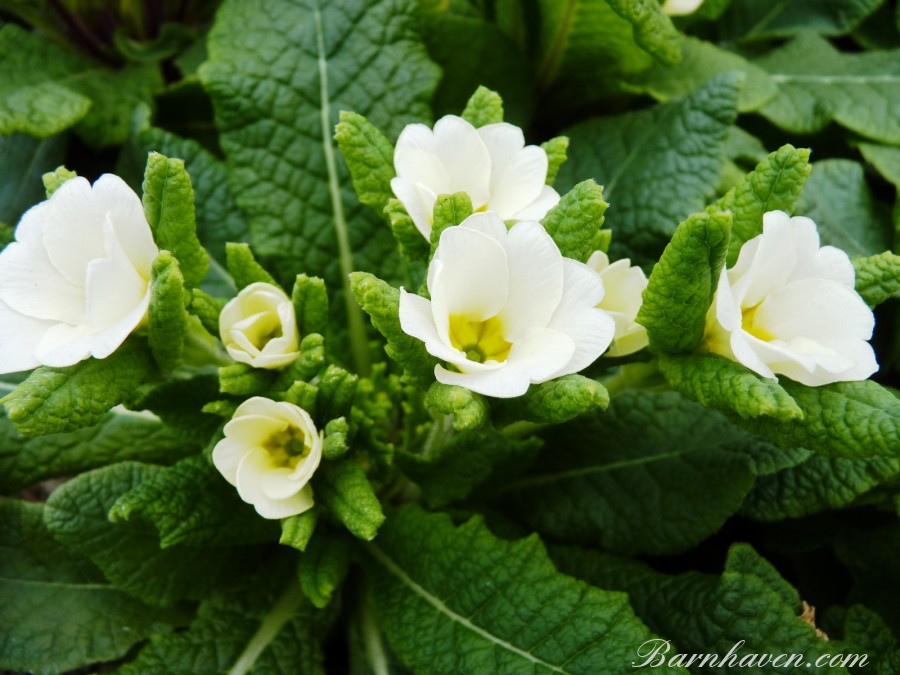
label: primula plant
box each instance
[2,0,900,673]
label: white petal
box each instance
[435,362,531,398]
[92,174,157,275]
[0,299,52,374]
[662,0,704,15]
[224,413,287,446]
[505,326,576,382]
[730,212,798,308]
[12,200,50,248]
[814,338,879,382]
[546,259,613,372]
[496,221,564,340]
[478,124,548,217]
[0,238,85,324]
[792,244,855,288]
[390,176,433,241]
[41,176,108,285]
[236,448,314,519]
[260,467,308,500]
[514,185,561,222]
[34,323,94,367]
[728,330,777,380]
[606,323,649,357]
[596,258,648,322]
[714,268,742,333]
[458,211,508,240]
[212,438,249,486]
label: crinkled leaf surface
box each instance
[718,0,884,40]
[853,251,900,307]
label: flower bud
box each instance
[219,282,299,369]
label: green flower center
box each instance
[263,426,311,469]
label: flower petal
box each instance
[41,176,108,285]
[0,237,85,324]
[728,330,777,380]
[729,211,798,307]
[505,326,576,383]
[0,299,52,374]
[390,176,433,240]
[435,362,531,398]
[34,322,94,367]
[224,413,288,446]
[237,448,314,519]
[92,174,157,275]
[212,437,249,486]
[514,185,561,221]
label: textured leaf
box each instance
[148,252,189,372]
[315,460,385,541]
[718,0,884,40]
[0,24,161,145]
[0,133,65,226]
[557,73,740,265]
[120,555,336,674]
[365,506,685,675]
[142,152,209,288]
[281,509,319,552]
[323,417,350,460]
[424,382,489,431]
[540,180,607,262]
[796,159,893,257]
[638,211,731,353]
[109,455,279,548]
[658,352,803,422]
[2,338,156,437]
[497,374,609,424]
[316,364,359,422]
[219,362,278,396]
[44,462,263,606]
[430,192,474,250]
[541,136,569,186]
[0,407,192,495]
[0,500,187,675]
[553,543,846,674]
[397,428,541,507]
[708,144,811,265]
[460,85,504,128]
[226,241,278,289]
[335,111,396,217]
[756,34,900,143]
[298,530,352,609]
[494,391,762,555]
[604,0,682,65]
[386,197,430,261]
[628,36,778,112]
[853,251,900,307]
[292,274,330,337]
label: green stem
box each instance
[359,587,390,675]
[228,580,304,675]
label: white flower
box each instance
[586,251,649,357]
[399,212,615,398]
[219,282,300,369]
[212,396,323,519]
[662,0,704,16]
[0,174,158,374]
[391,115,560,241]
[705,210,877,386]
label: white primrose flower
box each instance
[219,282,300,369]
[662,0,705,16]
[0,175,158,374]
[705,210,878,386]
[586,251,649,357]
[391,115,560,241]
[399,212,615,398]
[212,396,323,519]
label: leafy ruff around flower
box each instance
[399,212,615,398]
[0,174,158,374]
[391,115,560,241]
[705,210,877,386]
[219,282,300,369]
[212,396,323,519]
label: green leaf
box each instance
[460,85,504,127]
[365,506,684,674]
[41,164,77,198]
[718,0,884,41]
[386,197,430,261]
[298,530,352,609]
[725,126,768,165]
[604,0,683,65]
[541,136,569,186]
[44,462,263,606]
[120,554,336,674]
[281,509,319,552]
[141,152,209,288]
[708,144,811,265]
[323,417,350,460]
[0,24,161,146]
[0,499,187,674]
[742,453,900,521]
[498,374,610,424]
[2,338,156,437]
[430,192,474,250]
[658,352,804,422]
[316,365,359,422]
[627,36,778,112]
[540,179,607,262]
[796,159,893,257]
[148,251,189,373]
[315,460,385,541]
[226,241,279,289]
[553,543,845,674]
[637,211,731,353]
[557,73,740,265]
[858,141,900,188]
[742,379,900,459]
[0,133,65,225]
[190,288,226,336]
[495,391,760,555]
[424,382,489,431]
[219,362,278,396]
[0,406,193,495]
[109,455,279,548]
[398,428,541,507]
[853,251,900,307]
[756,34,900,143]
[291,274,330,337]
[335,111,396,217]
[350,272,437,389]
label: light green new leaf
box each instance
[430,192,474,250]
[541,136,569,186]
[0,24,161,146]
[853,251,900,307]
[109,455,279,548]
[718,0,884,40]
[638,211,731,353]
[315,460,385,541]
[756,34,900,144]
[0,133,65,226]
[365,506,686,674]
[142,152,209,288]
[120,554,336,674]
[386,197,430,261]
[219,362,278,396]
[540,179,607,262]
[298,530,352,609]
[0,500,188,675]
[316,364,359,422]
[0,407,192,495]
[281,509,319,552]
[495,391,762,555]
[424,382,489,431]
[335,111,396,217]
[2,338,156,437]
[460,85,504,127]
[292,274,330,337]
[796,159,893,257]
[553,543,847,674]
[226,241,279,289]
[627,36,778,112]
[709,144,811,265]
[44,462,264,606]
[498,374,609,424]
[558,73,740,265]
[323,417,350,459]
[658,353,804,422]
[148,252,188,373]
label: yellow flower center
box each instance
[263,426,311,469]
[448,314,512,363]
[742,303,775,342]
